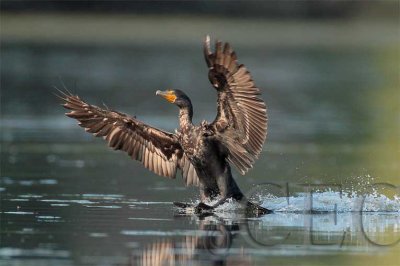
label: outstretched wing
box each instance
[204,36,267,175]
[60,92,199,186]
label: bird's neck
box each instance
[179,105,193,129]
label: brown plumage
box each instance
[204,36,267,175]
[61,93,200,186]
[60,36,270,214]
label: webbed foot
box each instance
[245,201,273,216]
[195,202,214,213]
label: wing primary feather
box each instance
[205,37,268,175]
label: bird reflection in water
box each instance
[132,214,252,266]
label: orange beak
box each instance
[156,90,177,103]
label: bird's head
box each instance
[156,89,192,108]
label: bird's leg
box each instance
[218,165,272,215]
[212,165,238,208]
[199,184,209,203]
[211,197,229,208]
[195,185,214,213]
[244,200,273,215]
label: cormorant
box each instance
[60,36,270,214]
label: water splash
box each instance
[260,190,400,213]
[176,183,399,214]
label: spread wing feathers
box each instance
[59,91,199,186]
[204,36,267,175]
[178,154,200,187]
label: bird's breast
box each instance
[180,129,209,166]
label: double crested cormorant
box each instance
[60,36,270,214]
